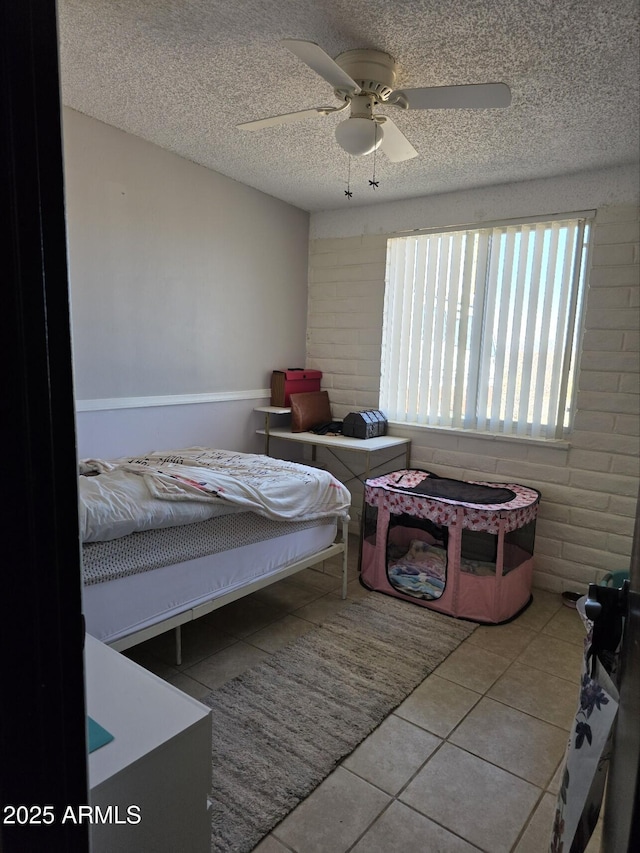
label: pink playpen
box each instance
[360,470,540,624]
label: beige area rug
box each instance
[204,592,476,853]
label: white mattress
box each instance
[82,518,337,645]
[82,512,326,585]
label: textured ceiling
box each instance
[58,0,639,213]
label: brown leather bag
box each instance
[290,391,332,432]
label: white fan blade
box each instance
[282,39,360,94]
[378,117,418,162]
[238,107,329,131]
[396,82,511,110]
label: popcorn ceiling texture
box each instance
[57,0,639,212]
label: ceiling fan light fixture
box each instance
[335,117,383,156]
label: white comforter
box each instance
[79,447,351,543]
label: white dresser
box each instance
[85,635,211,852]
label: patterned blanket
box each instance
[79,447,351,542]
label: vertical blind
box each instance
[380,217,590,439]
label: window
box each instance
[380,215,591,439]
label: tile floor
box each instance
[124,536,604,853]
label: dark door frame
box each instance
[1,1,89,850]
[603,492,640,851]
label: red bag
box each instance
[270,369,322,407]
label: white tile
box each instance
[122,645,178,680]
[487,661,579,730]
[184,641,270,689]
[433,639,511,693]
[547,759,567,795]
[166,672,211,701]
[252,577,326,611]
[343,715,441,795]
[395,674,481,738]
[400,743,540,853]
[515,589,563,631]
[449,697,569,787]
[273,767,391,853]
[542,606,588,646]
[517,633,584,683]
[146,618,235,668]
[515,792,557,853]
[289,566,343,593]
[251,835,292,853]
[246,614,316,654]
[351,800,478,853]
[294,593,352,624]
[207,595,286,639]
[467,621,537,660]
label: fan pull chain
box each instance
[344,156,353,199]
[369,124,379,189]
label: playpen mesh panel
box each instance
[386,513,448,601]
[460,529,499,576]
[362,501,378,542]
[503,520,536,574]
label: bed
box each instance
[79,447,351,663]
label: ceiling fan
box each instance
[238,39,512,162]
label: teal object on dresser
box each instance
[87,716,114,753]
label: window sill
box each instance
[387,421,571,451]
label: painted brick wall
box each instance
[307,204,639,593]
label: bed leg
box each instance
[341,516,350,600]
[175,625,182,666]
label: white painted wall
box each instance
[307,167,640,593]
[74,398,265,460]
[62,108,310,456]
